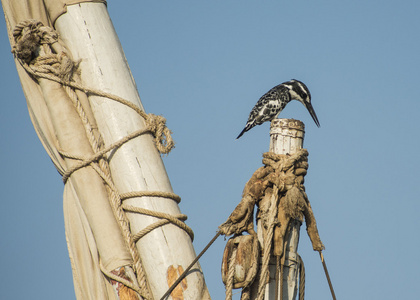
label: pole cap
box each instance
[270,119,305,139]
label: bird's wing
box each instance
[248,85,289,125]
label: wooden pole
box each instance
[54,3,210,299]
[252,118,304,300]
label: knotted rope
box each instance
[220,148,321,299]
[12,19,188,299]
[12,20,174,155]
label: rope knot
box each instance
[145,113,175,154]
[12,20,43,63]
[12,20,78,82]
[30,52,78,82]
[37,25,59,45]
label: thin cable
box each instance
[160,231,221,300]
[319,252,337,300]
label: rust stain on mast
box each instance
[166,265,188,300]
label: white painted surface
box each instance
[55,3,210,299]
[269,119,303,300]
[251,119,303,300]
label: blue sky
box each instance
[1,1,420,299]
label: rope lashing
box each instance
[122,204,194,241]
[59,123,167,183]
[220,148,325,299]
[120,191,181,203]
[58,141,194,242]
[12,19,175,156]
[12,19,185,299]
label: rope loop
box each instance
[145,113,175,154]
[12,19,175,156]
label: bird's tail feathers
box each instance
[236,123,253,139]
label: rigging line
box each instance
[160,231,222,300]
[319,251,337,300]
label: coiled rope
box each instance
[298,254,305,300]
[219,149,317,300]
[225,246,238,300]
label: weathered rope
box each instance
[12,20,174,155]
[12,19,186,300]
[122,204,194,240]
[120,191,181,203]
[132,219,170,243]
[13,20,152,297]
[298,254,305,300]
[24,58,174,154]
[59,145,195,268]
[66,97,152,299]
[257,186,279,300]
[59,126,159,183]
[225,246,238,300]
[220,148,318,298]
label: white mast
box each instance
[251,118,304,300]
[2,1,211,299]
[55,4,211,299]
[269,119,304,300]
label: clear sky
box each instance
[1,1,420,299]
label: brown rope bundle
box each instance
[12,19,44,63]
[220,149,324,299]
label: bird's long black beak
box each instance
[304,102,320,127]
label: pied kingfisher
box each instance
[236,79,320,139]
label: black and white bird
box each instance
[236,79,320,139]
